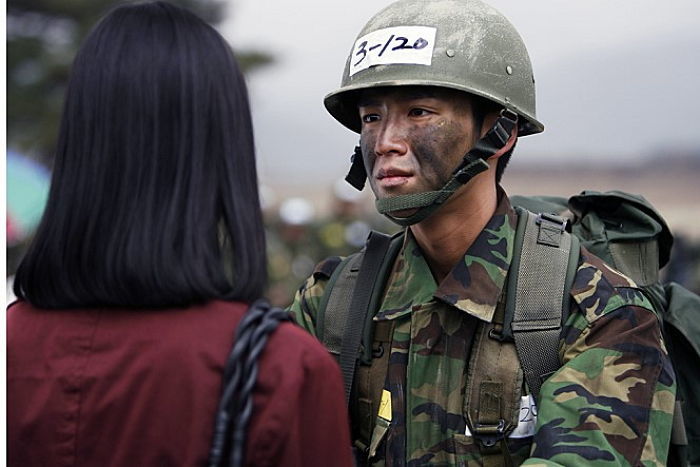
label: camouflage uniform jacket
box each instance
[288,190,676,466]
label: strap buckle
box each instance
[500,108,519,123]
[474,419,507,447]
[345,145,367,191]
[488,109,519,146]
[535,213,568,247]
[535,212,568,232]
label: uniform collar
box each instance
[377,187,517,323]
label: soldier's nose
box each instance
[375,121,408,157]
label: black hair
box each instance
[14,1,267,309]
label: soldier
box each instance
[266,197,320,306]
[289,0,676,465]
[317,178,399,259]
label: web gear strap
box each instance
[507,210,579,399]
[339,231,394,403]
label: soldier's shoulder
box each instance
[570,246,654,323]
[300,254,353,297]
[311,255,345,281]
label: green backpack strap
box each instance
[317,253,363,356]
[316,230,403,404]
[338,231,393,403]
[507,208,580,400]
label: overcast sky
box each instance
[220,0,700,187]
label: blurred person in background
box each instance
[317,178,399,260]
[266,185,396,307]
[7,2,352,466]
[265,197,320,306]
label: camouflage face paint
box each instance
[359,95,475,200]
[410,118,470,189]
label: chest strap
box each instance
[353,320,394,459]
[465,298,523,460]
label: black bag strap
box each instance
[208,299,291,467]
[339,231,393,403]
[507,209,579,400]
[317,253,362,353]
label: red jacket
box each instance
[7,300,353,467]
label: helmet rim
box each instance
[323,79,544,136]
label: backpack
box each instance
[316,190,699,466]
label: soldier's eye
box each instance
[409,108,430,117]
[361,113,380,123]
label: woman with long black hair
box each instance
[7,3,352,466]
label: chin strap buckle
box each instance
[486,109,519,148]
[454,158,490,184]
[466,109,518,162]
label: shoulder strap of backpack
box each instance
[316,253,361,354]
[317,230,403,404]
[507,208,580,400]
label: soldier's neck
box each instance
[410,177,498,284]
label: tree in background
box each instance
[7,0,272,164]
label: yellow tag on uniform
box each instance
[378,389,392,421]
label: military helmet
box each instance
[324,0,543,136]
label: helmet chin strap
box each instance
[345,109,519,227]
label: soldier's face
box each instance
[358,86,480,202]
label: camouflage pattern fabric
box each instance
[288,190,676,466]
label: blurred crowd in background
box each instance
[9,163,700,308]
[261,180,399,306]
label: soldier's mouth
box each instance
[377,168,413,187]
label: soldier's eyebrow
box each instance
[399,89,438,101]
[358,89,439,108]
[358,96,381,108]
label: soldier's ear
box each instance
[488,125,518,162]
[479,110,502,139]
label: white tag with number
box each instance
[463,395,537,438]
[349,26,437,76]
[510,395,537,438]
